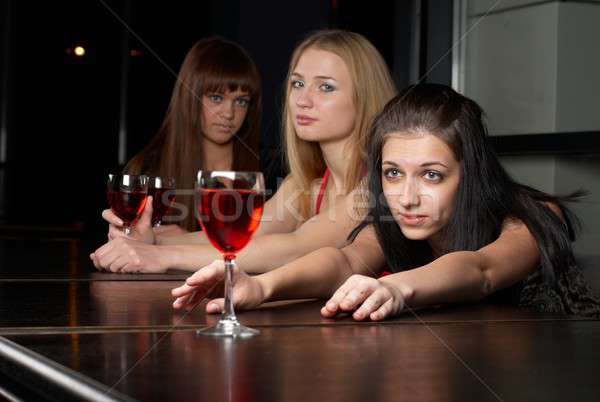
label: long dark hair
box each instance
[353,83,582,284]
[125,37,261,230]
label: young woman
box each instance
[105,36,261,236]
[172,83,600,319]
[91,30,397,274]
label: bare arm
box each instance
[93,181,368,274]
[171,226,385,312]
[382,218,541,307]
[258,226,385,301]
[323,217,543,321]
[156,176,303,245]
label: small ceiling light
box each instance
[74,46,86,57]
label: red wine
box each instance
[107,191,148,225]
[149,187,175,226]
[197,189,264,255]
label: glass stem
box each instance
[123,226,131,236]
[222,255,237,322]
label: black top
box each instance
[485,262,600,318]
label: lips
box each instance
[398,212,427,226]
[214,123,234,131]
[296,115,317,125]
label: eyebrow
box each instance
[291,72,337,81]
[382,160,449,168]
[205,91,250,97]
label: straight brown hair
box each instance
[125,37,261,230]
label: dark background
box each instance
[0,0,453,241]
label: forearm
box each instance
[380,251,491,308]
[257,247,355,302]
[157,231,210,246]
[159,244,222,272]
[236,232,323,274]
[160,231,321,273]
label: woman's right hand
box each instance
[103,196,156,244]
[171,260,266,313]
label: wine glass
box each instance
[148,176,176,227]
[195,170,265,338]
[107,174,149,235]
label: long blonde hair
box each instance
[283,30,396,218]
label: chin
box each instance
[398,225,433,241]
[205,132,235,145]
[293,126,321,142]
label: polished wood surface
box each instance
[0,281,583,335]
[7,321,600,402]
[1,238,599,401]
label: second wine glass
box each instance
[148,176,176,227]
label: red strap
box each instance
[315,169,330,215]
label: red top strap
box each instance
[315,168,330,215]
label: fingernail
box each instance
[327,301,336,310]
[207,304,219,313]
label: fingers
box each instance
[322,275,376,317]
[352,288,392,321]
[91,238,136,272]
[90,242,114,271]
[320,275,403,321]
[171,261,225,310]
[370,298,394,321]
[321,276,359,317]
[138,196,153,228]
[172,290,206,311]
[108,225,127,241]
[102,209,123,226]
[185,260,226,287]
[89,253,101,270]
[205,298,224,314]
[171,282,199,298]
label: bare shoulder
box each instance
[341,225,385,276]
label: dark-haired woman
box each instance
[172,83,600,319]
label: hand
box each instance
[171,260,266,313]
[320,274,405,321]
[90,237,169,273]
[103,196,156,244]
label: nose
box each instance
[295,87,313,109]
[219,100,234,120]
[399,179,420,209]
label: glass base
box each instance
[196,318,259,338]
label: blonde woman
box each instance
[91,30,396,274]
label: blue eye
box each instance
[319,83,335,92]
[235,98,249,107]
[208,94,222,103]
[291,80,304,89]
[383,168,401,179]
[423,171,442,181]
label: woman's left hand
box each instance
[320,274,406,321]
[90,237,170,274]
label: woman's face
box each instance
[381,133,460,244]
[288,48,356,143]
[201,88,250,145]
